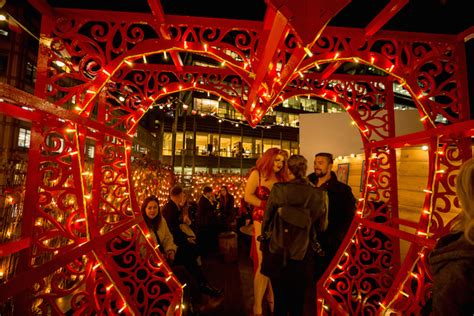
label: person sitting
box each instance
[428,158,474,315]
[141,195,224,313]
[162,185,199,258]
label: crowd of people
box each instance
[140,179,242,314]
[136,148,473,315]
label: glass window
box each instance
[289,113,299,127]
[17,128,31,148]
[282,112,290,126]
[25,61,36,85]
[193,98,219,114]
[194,61,218,68]
[175,132,183,152]
[235,112,244,121]
[195,132,209,155]
[290,141,299,155]
[287,97,301,109]
[231,135,242,157]
[217,103,228,117]
[272,139,281,149]
[300,97,317,112]
[220,134,231,157]
[242,136,253,158]
[255,139,263,157]
[209,134,219,156]
[87,145,95,158]
[275,112,283,125]
[185,135,194,151]
[263,138,273,152]
[175,133,183,155]
[163,132,173,155]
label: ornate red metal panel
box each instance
[1,1,473,314]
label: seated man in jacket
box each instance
[162,185,194,248]
[161,186,222,298]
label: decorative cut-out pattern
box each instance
[0,3,472,315]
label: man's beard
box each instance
[314,169,327,178]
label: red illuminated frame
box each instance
[0,0,473,314]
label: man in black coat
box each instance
[308,152,357,275]
[162,185,223,298]
[305,152,356,315]
[196,186,218,255]
[162,185,189,247]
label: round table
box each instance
[239,223,254,236]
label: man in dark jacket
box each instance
[162,185,223,298]
[162,185,189,247]
[196,186,218,255]
[308,152,356,275]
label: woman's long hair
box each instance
[141,195,162,231]
[253,147,289,182]
[455,157,474,244]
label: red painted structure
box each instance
[0,0,473,314]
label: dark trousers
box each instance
[197,226,218,256]
[270,252,317,316]
[174,243,207,286]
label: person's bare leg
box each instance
[252,221,273,315]
[265,283,274,313]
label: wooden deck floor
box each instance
[200,231,253,316]
[198,229,272,316]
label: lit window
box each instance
[17,128,31,148]
[194,98,219,114]
[87,146,95,158]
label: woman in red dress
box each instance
[244,148,288,316]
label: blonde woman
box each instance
[428,157,474,315]
[244,148,288,316]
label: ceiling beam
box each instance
[320,61,342,80]
[27,0,54,16]
[458,26,474,42]
[260,0,350,114]
[147,0,183,71]
[243,6,288,120]
[147,0,165,22]
[365,0,408,37]
[268,0,350,45]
